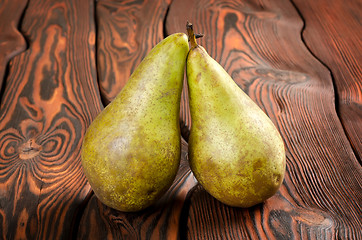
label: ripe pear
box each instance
[186,23,286,208]
[81,33,189,212]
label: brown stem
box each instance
[186,22,201,48]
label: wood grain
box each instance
[77,138,197,240]
[0,0,360,239]
[0,0,28,93]
[0,0,101,238]
[96,0,171,105]
[185,181,339,239]
[293,0,362,162]
[167,0,362,239]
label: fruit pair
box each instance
[81,23,286,212]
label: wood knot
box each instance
[18,139,42,159]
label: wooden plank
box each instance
[96,0,171,104]
[293,0,362,161]
[0,0,101,238]
[77,139,197,239]
[166,0,362,239]
[0,0,27,92]
[0,0,359,239]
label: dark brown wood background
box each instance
[0,0,361,239]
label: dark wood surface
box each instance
[0,0,361,239]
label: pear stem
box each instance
[186,22,203,48]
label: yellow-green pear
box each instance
[81,33,189,212]
[186,23,286,208]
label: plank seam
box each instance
[289,0,361,165]
[0,0,29,104]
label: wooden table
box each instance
[0,0,361,239]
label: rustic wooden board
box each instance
[0,0,360,239]
[293,0,362,162]
[166,0,361,239]
[0,0,101,238]
[0,0,27,92]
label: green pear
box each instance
[186,23,286,208]
[81,33,189,212]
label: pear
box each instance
[81,33,189,212]
[186,23,286,208]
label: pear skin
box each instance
[186,23,286,208]
[81,33,189,212]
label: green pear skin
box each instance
[186,28,286,208]
[81,33,189,212]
